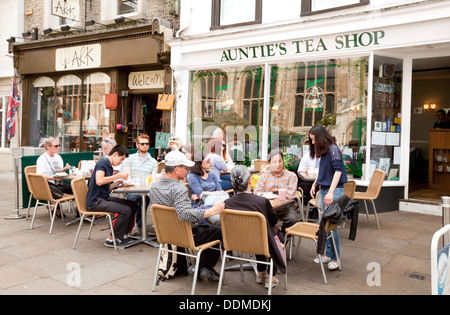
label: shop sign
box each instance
[128,70,165,90]
[55,44,101,71]
[220,30,385,62]
[51,0,80,21]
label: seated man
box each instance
[123,135,158,236]
[254,150,299,232]
[86,145,138,248]
[150,150,225,281]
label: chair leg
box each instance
[330,232,342,271]
[87,215,96,239]
[26,194,32,220]
[364,200,370,222]
[191,250,203,295]
[314,240,328,285]
[30,200,40,230]
[267,259,273,295]
[217,250,228,295]
[371,200,381,229]
[152,245,163,292]
[49,202,58,235]
[73,214,85,249]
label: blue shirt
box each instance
[86,158,113,207]
[188,171,222,208]
[316,144,347,189]
[122,152,158,179]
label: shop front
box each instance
[171,10,450,211]
[12,24,172,154]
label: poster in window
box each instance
[202,100,214,120]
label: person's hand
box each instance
[212,200,225,215]
[324,191,334,207]
[310,184,316,199]
[191,194,199,201]
[64,163,70,171]
[118,172,129,180]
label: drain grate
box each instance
[409,273,426,281]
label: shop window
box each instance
[56,75,82,153]
[100,0,145,22]
[212,0,262,29]
[82,73,111,152]
[370,56,403,182]
[30,77,56,148]
[301,0,369,16]
[271,58,368,176]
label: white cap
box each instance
[165,150,195,167]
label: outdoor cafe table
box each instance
[112,184,159,248]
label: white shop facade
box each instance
[170,3,450,212]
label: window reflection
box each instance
[30,76,55,147]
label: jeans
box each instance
[219,174,234,191]
[320,187,343,261]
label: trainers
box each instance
[256,271,265,284]
[265,276,279,288]
[314,256,331,264]
[130,225,141,236]
[104,237,130,248]
[327,261,339,270]
[199,267,220,282]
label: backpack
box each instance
[157,244,188,281]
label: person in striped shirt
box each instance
[123,134,158,235]
[254,150,299,232]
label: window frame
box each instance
[301,0,370,17]
[211,0,263,30]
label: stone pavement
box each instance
[0,170,442,295]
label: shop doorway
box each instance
[127,94,163,149]
[409,56,450,202]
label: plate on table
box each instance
[261,192,277,200]
[55,172,68,178]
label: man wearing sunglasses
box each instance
[123,134,158,236]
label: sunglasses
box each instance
[52,145,60,148]
[139,143,150,146]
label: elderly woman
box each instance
[36,137,72,218]
[101,137,117,157]
[224,165,286,289]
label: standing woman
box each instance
[309,125,347,270]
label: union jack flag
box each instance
[6,76,20,140]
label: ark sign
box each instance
[51,0,80,21]
[55,44,101,71]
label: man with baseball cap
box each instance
[150,150,225,281]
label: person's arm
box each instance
[323,171,342,207]
[285,172,298,199]
[253,174,266,196]
[95,170,128,186]
[188,173,204,200]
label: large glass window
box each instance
[271,58,368,177]
[30,73,111,153]
[212,0,262,29]
[302,0,369,16]
[119,0,138,15]
[30,77,55,147]
[370,56,403,182]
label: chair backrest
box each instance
[28,174,53,201]
[71,177,89,214]
[343,179,357,198]
[24,165,37,195]
[254,160,269,172]
[367,169,385,198]
[220,209,270,258]
[150,204,198,250]
[78,160,96,170]
[157,161,165,173]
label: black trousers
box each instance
[87,197,137,240]
[192,223,222,270]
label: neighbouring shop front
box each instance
[171,14,450,211]
[12,25,172,154]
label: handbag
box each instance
[105,83,118,110]
[201,191,229,207]
[156,85,175,111]
[116,99,128,133]
[48,182,64,200]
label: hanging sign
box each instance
[128,70,165,90]
[55,44,101,71]
[51,0,80,21]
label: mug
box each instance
[278,188,287,201]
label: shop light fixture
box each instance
[43,28,59,35]
[430,103,437,110]
[60,25,85,32]
[22,27,38,40]
[423,103,430,111]
[114,16,144,24]
[85,19,108,27]
[6,37,16,43]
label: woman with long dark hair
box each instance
[309,125,347,270]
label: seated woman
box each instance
[224,165,286,289]
[36,137,72,218]
[188,151,224,225]
[206,138,233,190]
